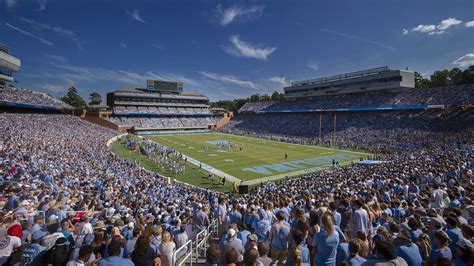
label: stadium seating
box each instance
[0,85,72,109]
[239,84,474,113]
[106,116,220,128]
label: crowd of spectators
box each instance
[222,109,474,152]
[114,106,211,115]
[0,84,473,265]
[0,86,72,109]
[107,116,220,128]
[239,84,474,113]
[0,113,220,265]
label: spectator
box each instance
[363,239,408,266]
[158,231,175,266]
[206,244,220,266]
[314,212,340,265]
[97,238,133,266]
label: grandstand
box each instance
[284,66,415,98]
[231,83,473,151]
[105,81,226,133]
[0,44,20,85]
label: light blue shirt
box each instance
[271,221,290,250]
[97,256,134,266]
[396,243,423,266]
[315,229,340,266]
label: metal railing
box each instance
[195,228,208,263]
[172,239,193,266]
[210,218,219,238]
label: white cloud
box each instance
[19,17,75,37]
[199,71,258,90]
[437,18,462,30]
[49,63,200,89]
[402,28,409,35]
[128,9,146,23]
[120,43,127,48]
[38,0,46,11]
[269,77,290,87]
[151,43,163,50]
[216,4,264,26]
[18,17,82,48]
[5,0,18,8]
[38,83,66,95]
[44,54,67,63]
[5,23,53,46]
[452,53,474,68]
[307,62,319,71]
[466,21,474,28]
[412,24,436,33]
[410,17,462,35]
[225,35,276,60]
[321,29,395,51]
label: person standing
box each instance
[314,212,340,266]
[269,211,290,264]
[351,199,369,238]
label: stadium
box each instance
[1,1,474,266]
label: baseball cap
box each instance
[55,237,70,246]
[458,238,474,250]
[32,230,47,241]
[227,228,236,237]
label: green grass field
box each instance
[110,140,236,193]
[145,133,370,185]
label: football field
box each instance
[146,133,370,185]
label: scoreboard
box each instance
[146,80,184,93]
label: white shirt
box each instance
[432,189,447,208]
[81,222,93,235]
[0,236,21,263]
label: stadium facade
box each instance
[284,66,415,98]
[106,81,210,115]
[105,80,225,132]
[0,44,21,84]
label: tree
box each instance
[61,87,87,109]
[260,94,271,102]
[414,72,431,89]
[449,68,463,85]
[430,69,450,87]
[271,91,285,101]
[89,92,102,106]
[249,94,261,102]
[460,66,474,84]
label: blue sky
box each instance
[1,0,473,101]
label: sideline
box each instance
[106,134,222,193]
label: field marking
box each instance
[147,133,370,183]
[213,132,370,156]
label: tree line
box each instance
[415,65,474,88]
[60,87,102,109]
